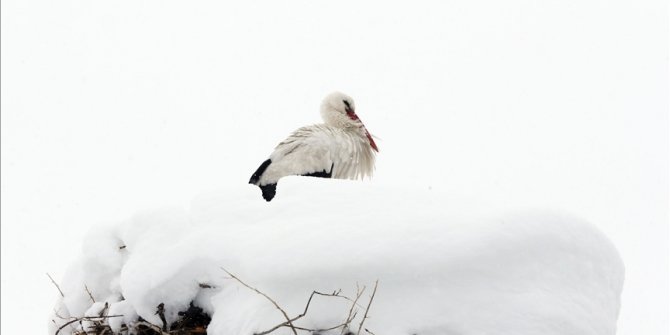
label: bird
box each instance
[249,92,378,201]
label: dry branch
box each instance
[53,308,72,320]
[255,289,347,335]
[342,284,366,335]
[221,267,378,335]
[221,267,299,335]
[47,273,65,297]
[134,320,170,334]
[84,285,96,303]
[357,280,378,335]
[156,303,168,331]
[54,315,123,335]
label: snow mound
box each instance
[48,179,624,335]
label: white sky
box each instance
[1,1,667,334]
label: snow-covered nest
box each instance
[49,179,624,335]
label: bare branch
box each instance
[342,285,366,335]
[134,320,169,334]
[221,267,378,335]
[54,315,123,335]
[84,285,95,303]
[255,289,345,335]
[357,280,378,335]
[98,302,109,319]
[221,267,298,335]
[294,322,350,332]
[53,308,73,320]
[255,321,291,335]
[155,303,168,331]
[47,273,65,298]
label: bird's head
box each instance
[320,91,357,125]
[320,91,378,152]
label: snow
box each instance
[107,301,138,334]
[81,302,108,332]
[49,179,624,335]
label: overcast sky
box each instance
[2,1,667,334]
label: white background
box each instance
[1,1,667,334]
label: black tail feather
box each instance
[249,159,272,184]
[259,183,277,202]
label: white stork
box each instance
[249,92,378,201]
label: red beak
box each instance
[347,108,379,152]
[366,131,379,152]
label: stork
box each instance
[249,92,378,201]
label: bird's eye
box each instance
[343,100,351,108]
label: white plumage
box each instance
[249,92,378,201]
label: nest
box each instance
[51,269,379,335]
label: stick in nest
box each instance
[341,284,366,335]
[47,273,65,298]
[357,280,378,335]
[221,267,299,335]
[221,267,378,335]
[54,315,123,335]
[156,303,168,331]
[84,284,96,303]
[134,320,170,334]
[255,289,351,335]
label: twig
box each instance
[53,308,72,320]
[84,285,95,303]
[47,273,65,298]
[99,302,109,317]
[293,322,350,333]
[264,320,352,334]
[357,280,378,335]
[255,289,345,335]
[221,267,298,335]
[53,315,123,335]
[156,303,168,331]
[342,284,366,335]
[134,320,169,334]
[91,302,109,330]
[222,267,378,335]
